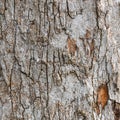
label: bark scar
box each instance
[67,36,77,57]
[96,84,109,114]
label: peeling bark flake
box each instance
[97,84,109,111]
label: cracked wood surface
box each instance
[0,0,120,120]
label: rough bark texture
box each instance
[0,0,120,120]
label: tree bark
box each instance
[0,0,120,120]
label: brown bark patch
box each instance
[85,30,91,39]
[67,37,77,56]
[97,84,109,110]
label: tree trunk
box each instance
[0,0,120,120]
